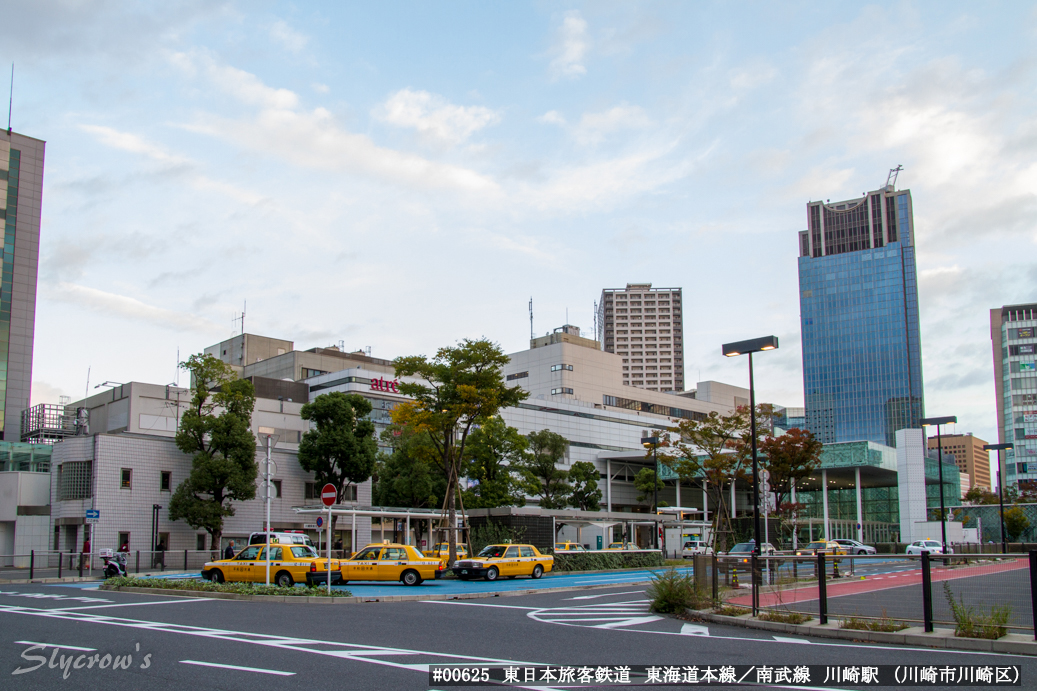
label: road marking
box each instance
[16,640,97,651]
[54,598,211,611]
[593,616,664,629]
[773,636,811,644]
[679,623,709,636]
[565,590,644,600]
[180,660,295,676]
[422,601,540,610]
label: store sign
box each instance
[370,377,400,393]
[1024,413,1037,423]
[1021,362,1036,372]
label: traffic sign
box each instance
[85,509,100,523]
[316,516,324,528]
[321,483,337,507]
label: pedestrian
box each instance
[81,537,91,571]
[155,539,166,570]
[224,540,235,560]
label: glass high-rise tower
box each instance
[798,182,924,446]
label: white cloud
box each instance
[312,82,330,94]
[45,282,225,335]
[730,62,778,90]
[270,20,309,53]
[171,50,299,109]
[548,10,589,80]
[537,110,566,126]
[573,103,652,145]
[31,380,68,406]
[374,88,501,144]
[78,124,189,167]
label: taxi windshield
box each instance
[478,545,508,558]
[807,542,828,549]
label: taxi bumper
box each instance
[451,565,490,579]
[305,570,343,586]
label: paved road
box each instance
[2,578,1034,690]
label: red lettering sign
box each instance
[369,377,400,393]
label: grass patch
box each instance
[714,605,751,617]
[646,567,711,613]
[758,610,810,625]
[840,614,909,632]
[102,576,352,597]
[944,582,1012,639]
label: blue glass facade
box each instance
[798,189,925,446]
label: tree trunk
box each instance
[211,528,221,552]
[446,443,458,567]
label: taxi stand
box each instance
[294,505,444,556]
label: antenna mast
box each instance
[886,165,903,189]
[528,298,533,340]
[6,64,11,134]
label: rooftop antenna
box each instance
[886,164,903,189]
[85,366,91,398]
[566,307,569,325]
[232,300,246,336]
[593,300,598,342]
[6,63,12,135]
[175,347,180,386]
[529,297,533,340]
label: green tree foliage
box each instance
[168,354,258,549]
[1004,506,1031,541]
[568,461,602,511]
[298,392,379,503]
[516,429,570,509]
[463,415,526,509]
[634,467,664,506]
[392,339,528,564]
[758,427,823,548]
[963,486,1000,505]
[373,425,444,509]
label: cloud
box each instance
[572,103,652,145]
[44,282,225,335]
[312,83,330,94]
[374,88,501,144]
[537,110,566,126]
[270,20,308,53]
[548,10,589,80]
[31,380,68,406]
[730,62,778,90]
[171,50,299,109]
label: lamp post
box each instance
[921,416,956,554]
[983,442,1014,554]
[641,435,660,549]
[257,426,280,586]
[722,336,779,557]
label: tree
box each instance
[516,429,570,509]
[568,461,602,511]
[392,339,528,564]
[373,427,444,542]
[1004,506,1031,542]
[963,486,999,505]
[298,392,379,503]
[463,415,526,509]
[634,467,664,507]
[168,354,257,550]
[759,427,823,548]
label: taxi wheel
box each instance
[485,566,499,582]
[531,564,544,579]
[401,570,421,586]
[275,571,294,588]
[209,569,224,584]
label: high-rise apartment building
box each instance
[927,432,990,492]
[597,283,684,392]
[991,302,1037,492]
[1,131,44,442]
[798,181,924,446]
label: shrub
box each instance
[102,576,351,597]
[714,605,750,617]
[944,582,1012,639]
[469,522,527,555]
[758,610,810,625]
[646,567,709,613]
[840,614,908,632]
[552,551,665,572]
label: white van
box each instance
[681,539,713,558]
[248,531,315,548]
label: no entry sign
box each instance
[321,483,337,507]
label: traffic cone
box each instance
[731,569,740,589]
[832,559,841,579]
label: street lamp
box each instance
[722,335,779,558]
[256,426,280,586]
[641,435,660,549]
[921,415,956,554]
[983,442,1014,554]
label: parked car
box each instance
[681,539,713,558]
[452,543,554,581]
[341,543,442,585]
[719,541,778,563]
[795,540,847,558]
[905,539,953,555]
[248,530,315,548]
[833,539,877,555]
[605,542,632,550]
[554,542,587,552]
[202,543,338,587]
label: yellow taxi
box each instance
[342,543,441,586]
[554,542,587,552]
[452,543,553,582]
[422,542,469,568]
[795,540,847,558]
[605,541,632,550]
[201,543,340,587]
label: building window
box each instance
[302,368,329,379]
[506,371,529,381]
[550,364,573,372]
[58,461,93,501]
[121,468,132,489]
[118,532,130,549]
[197,534,207,550]
[272,480,282,498]
[551,388,574,395]
[161,471,172,492]
[305,482,357,502]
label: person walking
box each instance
[223,540,235,560]
[81,537,91,572]
[155,539,166,570]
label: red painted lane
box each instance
[728,558,1028,608]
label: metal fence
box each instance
[0,550,233,580]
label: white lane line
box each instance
[565,590,644,600]
[180,660,295,676]
[421,601,540,610]
[773,636,811,644]
[15,640,96,651]
[592,616,663,629]
[54,598,211,611]
[680,623,709,636]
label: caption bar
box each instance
[429,664,1021,686]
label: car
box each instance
[718,541,778,565]
[248,530,315,548]
[451,543,554,582]
[681,539,713,558]
[202,543,339,587]
[605,542,633,550]
[795,541,847,558]
[422,542,469,568]
[906,540,953,555]
[341,543,442,585]
[554,542,587,552]
[833,539,877,555]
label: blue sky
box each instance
[2,1,1036,446]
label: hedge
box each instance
[100,576,351,597]
[551,551,665,572]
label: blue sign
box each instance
[316,516,324,528]
[85,509,99,523]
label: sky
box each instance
[1,1,1036,452]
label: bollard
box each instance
[135,550,140,574]
[712,555,719,603]
[922,551,933,633]
[78,552,83,578]
[1029,551,1037,641]
[184,549,188,571]
[58,552,63,579]
[817,553,827,625]
[29,550,34,580]
[751,554,759,616]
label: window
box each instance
[266,547,283,561]
[306,482,356,501]
[551,388,574,395]
[120,468,132,489]
[235,545,261,559]
[382,547,407,560]
[505,546,520,557]
[520,546,534,557]
[302,368,329,379]
[58,461,93,501]
[119,532,130,549]
[161,471,171,492]
[272,480,282,498]
[506,371,529,381]
[550,364,573,372]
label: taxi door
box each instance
[378,547,408,580]
[346,546,382,581]
[231,545,262,581]
[500,546,521,576]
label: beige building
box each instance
[597,283,684,392]
[205,334,396,382]
[927,433,990,492]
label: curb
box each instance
[689,610,1037,656]
[0,576,103,585]
[101,578,657,604]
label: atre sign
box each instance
[370,377,400,393]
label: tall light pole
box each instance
[722,336,779,557]
[257,426,280,586]
[921,416,956,554]
[983,442,1014,554]
[641,435,660,549]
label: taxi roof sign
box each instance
[321,483,337,507]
